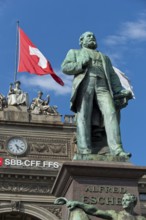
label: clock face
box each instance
[7,137,28,156]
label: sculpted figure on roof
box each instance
[30,91,59,115]
[7,81,29,107]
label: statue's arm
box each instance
[61,49,84,75]
[67,201,113,219]
[79,204,113,219]
[106,56,123,94]
[8,83,14,95]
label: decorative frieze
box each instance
[0,181,51,194]
[30,142,67,155]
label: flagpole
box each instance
[14,20,19,82]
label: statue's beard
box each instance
[83,41,97,49]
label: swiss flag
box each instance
[0,157,3,166]
[18,27,64,86]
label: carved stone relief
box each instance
[30,142,67,155]
[0,134,73,159]
[0,137,5,151]
[40,206,62,219]
[0,181,51,194]
[28,137,71,158]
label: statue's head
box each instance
[122,193,137,209]
[38,91,43,98]
[14,81,21,88]
[79,32,97,49]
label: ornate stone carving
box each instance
[0,182,51,194]
[31,143,47,153]
[41,205,62,219]
[30,139,68,156]
[30,91,59,115]
[11,200,21,212]
[0,93,7,110]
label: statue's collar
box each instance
[82,47,97,52]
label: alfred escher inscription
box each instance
[80,185,127,206]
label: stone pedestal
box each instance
[30,114,62,123]
[0,106,29,122]
[52,161,146,220]
[0,107,63,124]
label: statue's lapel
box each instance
[99,52,107,76]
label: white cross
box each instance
[29,46,47,69]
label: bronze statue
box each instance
[55,193,146,220]
[61,31,131,158]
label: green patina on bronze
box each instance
[54,193,146,220]
[61,32,132,160]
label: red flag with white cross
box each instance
[18,27,64,86]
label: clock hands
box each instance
[15,144,23,151]
[15,144,19,149]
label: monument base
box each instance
[52,161,146,220]
[73,153,129,162]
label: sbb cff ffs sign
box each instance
[0,158,60,169]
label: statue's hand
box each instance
[66,201,78,211]
[54,198,80,212]
[114,89,132,99]
[81,56,91,68]
[54,197,68,205]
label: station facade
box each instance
[0,105,145,219]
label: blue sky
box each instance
[0,0,146,165]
